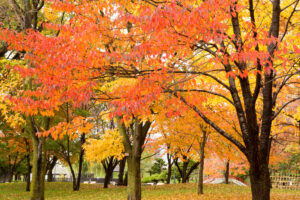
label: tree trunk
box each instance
[124,171,128,186]
[47,156,57,182]
[249,161,271,200]
[224,160,230,184]
[25,139,31,192]
[166,162,172,184]
[197,129,207,195]
[116,117,151,200]
[30,135,46,200]
[166,152,172,184]
[47,169,53,182]
[14,173,19,181]
[74,133,85,191]
[8,171,13,182]
[26,158,31,192]
[127,155,141,200]
[102,157,118,188]
[118,157,126,186]
[197,155,204,195]
[104,167,113,188]
[181,161,188,183]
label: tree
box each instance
[85,127,124,188]
[148,158,166,175]
[115,1,299,199]
[1,1,299,200]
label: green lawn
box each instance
[0,182,299,200]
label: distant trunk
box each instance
[118,157,126,186]
[175,158,199,184]
[25,138,31,192]
[67,133,85,191]
[166,152,172,184]
[75,133,85,191]
[14,173,19,181]
[8,171,13,182]
[181,161,188,183]
[103,167,113,188]
[26,155,31,191]
[102,157,118,188]
[224,160,230,184]
[47,156,57,182]
[197,129,207,195]
[124,171,128,186]
[47,170,53,182]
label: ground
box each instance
[1,182,299,200]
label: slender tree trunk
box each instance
[67,133,86,191]
[124,171,128,186]
[69,166,77,191]
[47,169,53,182]
[74,133,85,191]
[224,160,230,184]
[47,156,57,182]
[197,129,207,195]
[26,155,31,191]
[118,157,126,186]
[166,152,172,184]
[25,137,31,192]
[197,155,204,195]
[166,163,172,184]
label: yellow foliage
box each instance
[84,129,124,163]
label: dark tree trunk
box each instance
[124,171,128,186]
[75,133,85,191]
[166,151,172,184]
[249,163,271,200]
[181,161,188,183]
[102,157,118,188]
[118,157,126,186]
[103,169,112,188]
[26,159,31,192]
[14,173,19,181]
[175,157,199,184]
[47,156,57,182]
[25,139,31,192]
[47,169,53,182]
[197,129,207,195]
[8,171,13,182]
[67,133,85,191]
[224,160,230,184]
[166,162,172,184]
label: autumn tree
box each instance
[1,1,299,200]
[114,1,299,199]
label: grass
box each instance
[0,182,299,200]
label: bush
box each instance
[142,172,167,183]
